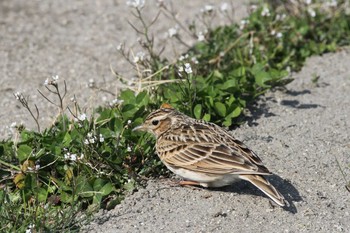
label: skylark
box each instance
[133,103,286,206]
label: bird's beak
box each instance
[132,124,146,132]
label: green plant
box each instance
[1,0,350,231]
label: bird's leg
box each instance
[159,179,201,189]
[179,180,201,186]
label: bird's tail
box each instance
[239,174,286,207]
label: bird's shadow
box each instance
[207,174,301,214]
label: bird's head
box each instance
[133,103,180,137]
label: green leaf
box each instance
[76,176,94,198]
[120,89,135,104]
[163,88,180,103]
[221,79,237,90]
[213,70,223,79]
[114,118,124,134]
[17,145,32,162]
[255,72,270,87]
[97,109,113,122]
[93,178,107,191]
[123,179,135,191]
[227,107,242,118]
[93,193,102,205]
[36,187,48,202]
[206,96,214,107]
[122,104,135,113]
[202,113,211,122]
[223,118,232,127]
[100,182,114,196]
[251,63,264,74]
[214,102,226,117]
[136,91,150,106]
[62,132,72,147]
[60,191,74,203]
[193,104,202,119]
[226,95,236,106]
[121,104,137,118]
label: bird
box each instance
[133,103,286,206]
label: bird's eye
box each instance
[152,120,159,126]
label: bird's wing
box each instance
[157,123,270,175]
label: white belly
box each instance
[166,165,240,188]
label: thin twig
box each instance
[38,89,58,107]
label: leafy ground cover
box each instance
[1,1,350,232]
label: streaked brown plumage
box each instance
[133,103,286,206]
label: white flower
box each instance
[88,78,95,88]
[133,51,145,63]
[276,14,286,21]
[70,154,77,161]
[304,0,312,5]
[64,152,77,161]
[126,0,145,9]
[127,120,132,125]
[276,32,283,39]
[64,153,70,160]
[307,8,316,17]
[240,19,249,30]
[35,164,40,170]
[25,223,35,233]
[220,2,229,12]
[89,137,95,144]
[270,29,276,36]
[78,113,87,121]
[326,0,337,7]
[197,32,205,42]
[261,6,270,17]
[85,132,97,144]
[168,26,178,38]
[14,92,23,101]
[99,134,104,142]
[110,98,124,106]
[178,66,184,73]
[17,93,22,100]
[116,43,123,51]
[44,75,59,86]
[80,153,84,160]
[250,5,257,12]
[201,5,214,14]
[51,75,58,85]
[191,57,199,64]
[179,55,185,61]
[184,63,192,74]
[127,146,132,152]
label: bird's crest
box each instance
[160,103,174,109]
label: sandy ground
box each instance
[81,50,350,232]
[0,0,247,138]
[1,1,350,232]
